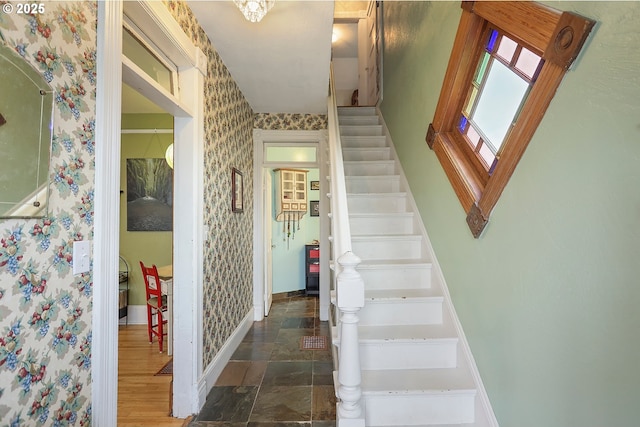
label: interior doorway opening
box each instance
[118,109,176,423]
[253,130,330,322]
[267,166,321,302]
[94,1,206,423]
[332,0,382,107]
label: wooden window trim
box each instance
[426,1,594,237]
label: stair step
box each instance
[343,147,391,161]
[350,212,414,236]
[347,193,408,213]
[331,109,491,426]
[339,115,380,126]
[358,325,458,370]
[359,288,443,326]
[352,235,423,261]
[341,135,387,148]
[344,160,396,176]
[346,175,401,193]
[361,369,476,426]
[340,124,383,136]
[338,106,377,116]
[362,367,475,394]
[357,260,432,290]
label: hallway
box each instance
[190,295,336,426]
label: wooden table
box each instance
[157,264,173,356]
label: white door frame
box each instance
[263,170,273,316]
[94,1,206,424]
[252,129,330,321]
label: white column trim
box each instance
[318,129,330,321]
[93,1,123,425]
[252,129,266,320]
[173,67,205,416]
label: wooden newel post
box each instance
[336,251,365,427]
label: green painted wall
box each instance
[380,2,640,426]
[120,113,173,306]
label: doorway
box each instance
[332,0,382,107]
[252,130,330,322]
[94,2,206,423]
[118,109,175,423]
[268,167,321,296]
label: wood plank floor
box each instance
[118,324,189,427]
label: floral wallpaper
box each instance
[255,113,328,130]
[165,1,255,367]
[0,0,318,422]
[0,2,96,426]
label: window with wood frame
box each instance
[426,1,595,238]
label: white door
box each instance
[358,0,380,106]
[366,1,380,106]
[263,169,273,315]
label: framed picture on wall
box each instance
[310,180,320,190]
[310,200,319,217]
[232,168,243,213]
[126,158,173,231]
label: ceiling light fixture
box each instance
[233,0,275,23]
[165,143,174,169]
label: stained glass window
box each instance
[457,27,542,171]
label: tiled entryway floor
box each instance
[189,295,336,427]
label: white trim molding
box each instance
[94,0,206,423]
[93,1,123,425]
[252,130,329,322]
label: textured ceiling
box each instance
[187,0,335,114]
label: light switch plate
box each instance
[72,240,91,275]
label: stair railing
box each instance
[327,63,366,426]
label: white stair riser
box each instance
[340,125,383,136]
[343,148,391,161]
[344,162,396,176]
[352,238,422,261]
[341,136,387,148]
[338,106,376,116]
[359,300,443,326]
[348,195,408,213]
[332,107,488,427]
[363,393,476,426]
[346,177,400,193]
[350,214,413,235]
[359,340,458,370]
[339,116,380,126]
[357,266,432,290]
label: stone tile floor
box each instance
[189,295,336,427]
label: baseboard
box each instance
[197,309,254,411]
[118,304,147,325]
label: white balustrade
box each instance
[336,252,365,426]
[327,63,365,427]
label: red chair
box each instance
[139,262,167,352]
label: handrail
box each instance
[327,64,353,260]
[327,62,365,426]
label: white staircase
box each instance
[332,106,496,427]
